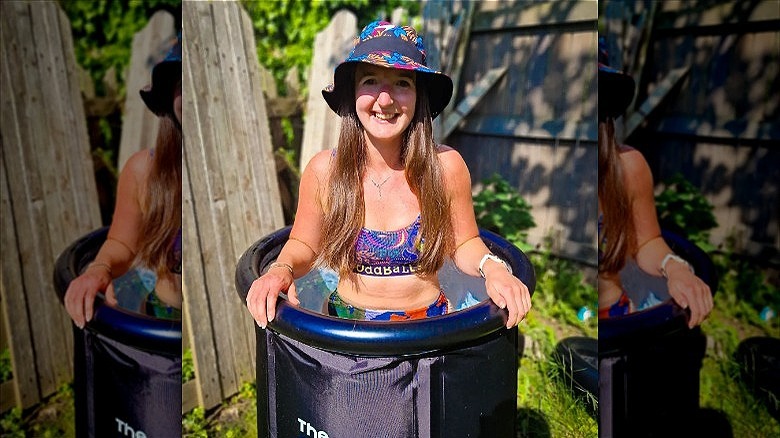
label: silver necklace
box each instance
[369,174,392,199]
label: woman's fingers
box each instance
[246,275,291,329]
[64,278,99,329]
[487,276,531,328]
[287,282,301,306]
[669,276,713,328]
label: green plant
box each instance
[183,348,195,382]
[655,173,718,251]
[240,0,419,97]
[183,407,208,438]
[0,408,24,438]
[472,173,536,251]
[0,348,12,382]
[527,235,598,335]
[58,0,181,98]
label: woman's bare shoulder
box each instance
[122,148,153,181]
[618,146,651,175]
[619,145,654,195]
[436,145,471,188]
[436,144,466,169]
[301,148,335,184]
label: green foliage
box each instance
[0,348,12,382]
[529,236,598,336]
[240,0,420,96]
[0,408,24,438]
[183,407,209,438]
[472,173,536,251]
[58,0,181,98]
[655,173,718,251]
[182,348,195,382]
[710,249,779,333]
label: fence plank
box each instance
[183,0,283,410]
[0,0,100,410]
[118,10,176,171]
[0,149,38,409]
[299,9,356,172]
[443,1,598,263]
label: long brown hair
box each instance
[317,73,454,280]
[598,118,635,274]
[137,116,182,275]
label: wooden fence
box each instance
[430,1,599,265]
[1,1,101,412]
[118,10,176,171]
[604,0,779,265]
[181,0,285,412]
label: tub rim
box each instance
[53,226,182,356]
[235,226,536,357]
[599,229,718,355]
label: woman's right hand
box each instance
[245,266,300,328]
[64,265,112,329]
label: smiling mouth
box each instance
[373,112,398,121]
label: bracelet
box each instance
[455,235,480,253]
[87,261,113,277]
[478,253,512,279]
[288,236,317,255]
[660,253,693,278]
[268,262,293,276]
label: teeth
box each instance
[374,113,396,120]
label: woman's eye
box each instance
[360,78,377,86]
[397,79,413,88]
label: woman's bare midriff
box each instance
[336,272,441,311]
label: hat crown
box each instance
[350,21,427,65]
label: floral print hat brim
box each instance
[322,21,454,119]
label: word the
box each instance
[115,418,146,438]
[297,418,329,438]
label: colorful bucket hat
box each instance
[322,21,453,119]
[140,32,181,117]
[598,36,635,120]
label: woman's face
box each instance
[173,80,182,125]
[354,63,416,145]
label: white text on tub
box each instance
[298,418,329,437]
[115,418,146,437]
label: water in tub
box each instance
[289,260,489,314]
[107,266,157,316]
[619,258,671,312]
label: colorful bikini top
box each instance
[354,215,422,276]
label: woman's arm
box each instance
[622,148,713,327]
[441,147,531,328]
[245,150,328,328]
[64,149,149,328]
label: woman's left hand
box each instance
[665,264,713,328]
[484,269,532,328]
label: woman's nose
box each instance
[376,87,394,106]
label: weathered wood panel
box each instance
[607,0,780,262]
[0,1,101,410]
[298,10,357,172]
[117,10,176,171]
[183,0,284,411]
[448,1,598,264]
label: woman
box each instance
[597,37,712,328]
[64,33,182,327]
[247,21,531,328]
